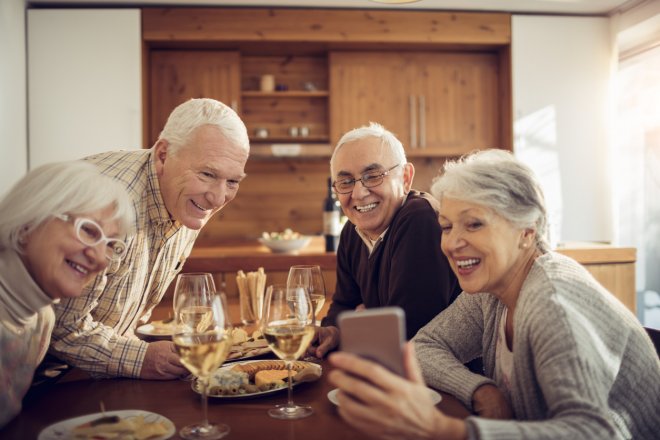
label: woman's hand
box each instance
[328,342,467,440]
[471,384,513,419]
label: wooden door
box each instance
[149,50,240,145]
[412,52,501,156]
[329,52,415,148]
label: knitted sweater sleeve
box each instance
[413,292,495,410]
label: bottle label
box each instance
[323,211,341,236]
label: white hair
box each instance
[330,122,407,174]
[431,149,550,252]
[0,161,135,253]
[158,98,249,155]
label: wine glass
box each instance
[173,273,216,321]
[261,284,316,419]
[173,274,233,439]
[287,265,326,320]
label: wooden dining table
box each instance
[1,295,470,439]
[2,357,469,440]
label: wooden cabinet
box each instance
[330,51,502,156]
[149,50,240,144]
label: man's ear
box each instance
[153,139,169,175]
[403,162,415,193]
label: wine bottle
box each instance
[323,177,341,252]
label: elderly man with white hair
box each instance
[310,122,461,358]
[49,98,250,380]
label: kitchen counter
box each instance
[183,239,637,313]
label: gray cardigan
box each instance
[413,252,660,439]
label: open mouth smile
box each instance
[355,202,378,213]
[191,199,211,212]
[66,259,89,276]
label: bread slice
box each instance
[255,369,290,387]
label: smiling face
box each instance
[332,137,413,239]
[20,205,120,300]
[438,197,536,301]
[155,125,249,230]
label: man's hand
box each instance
[472,384,513,419]
[307,326,340,358]
[139,341,189,380]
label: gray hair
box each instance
[158,98,249,155]
[431,149,550,252]
[330,122,407,173]
[0,161,135,253]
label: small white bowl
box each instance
[259,236,311,253]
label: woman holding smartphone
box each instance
[328,149,659,439]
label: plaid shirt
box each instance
[50,149,198,378]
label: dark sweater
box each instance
[322,190,461,339]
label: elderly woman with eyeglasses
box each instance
[328,149,660,439]
[0,161,133,427]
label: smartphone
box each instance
[337,307,406,376]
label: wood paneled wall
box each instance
[142,8,511,245]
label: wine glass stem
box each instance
[286,361,294,408]
[201,377,210,427]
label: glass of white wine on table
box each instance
[287,265,326,322]
[287,265,326,362]
[262,284,316,419]
[173,273,233,439]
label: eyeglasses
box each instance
[56,214,127,262]
[332,164,401,194]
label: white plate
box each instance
[195,359,321,400]
[136,321,175,339]
[327,387,442,406]
[38,409,175,440]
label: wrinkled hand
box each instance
[307,325,340,358]
[472,384,513,419]
[139,341,188,380]
[328,342,466,440]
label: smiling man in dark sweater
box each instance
[310,122,461,358]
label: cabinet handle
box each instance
[409,95,417,149]
[419,95,426,149]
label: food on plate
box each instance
[72,414,169,439]
[227,329,270,360]
[261,228,301,241]
[255,370,289,387]
[231,327,249,344]
[147,318,175,335]
[205,360,321,397]
[231,360,308,379]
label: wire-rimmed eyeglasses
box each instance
[332,164,401,194]
[56,214,127,261]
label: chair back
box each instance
[644,327,660,357]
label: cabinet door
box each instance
[330,51,501,156]
[412,52,500,155]
[149,50,240,145]
[330,52,415,148]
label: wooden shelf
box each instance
[242,90,328,98]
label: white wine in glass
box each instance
[287,265,326,320]
[173,273,232,440]
[262,284,315,419]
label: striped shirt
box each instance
[49,149,198,378]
